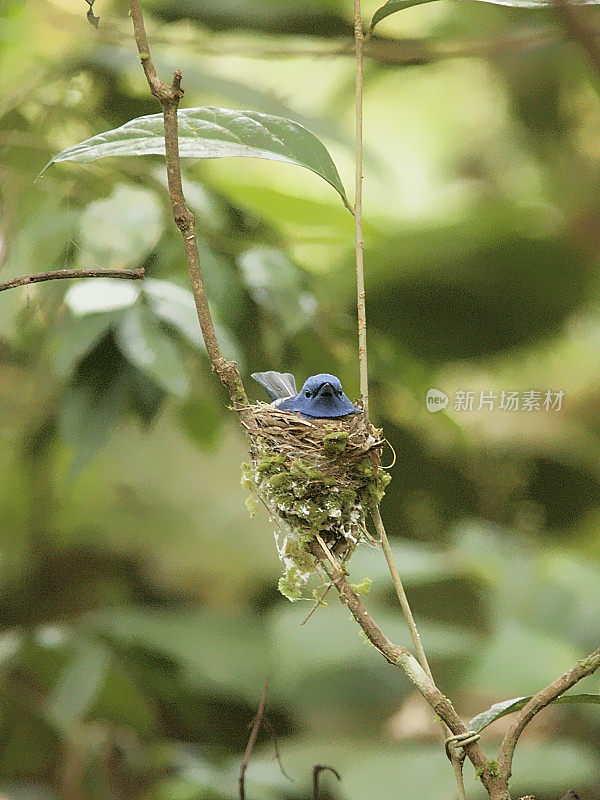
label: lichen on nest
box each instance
[241,403,390,601]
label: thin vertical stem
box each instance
[354,0,369,420]
[371,506,432,679]
[371,506,469,800]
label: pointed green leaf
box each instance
[43,107,350,210]
[59,336,130,472]
[142,278,243,365]
[76,184,164,270]
[469,693,600,733]
[143,279,203,349]
[371,0,600,31]
[238,246,316,334]
[45,643,110,735]
[64,278,140,315]
[371,0,439,30]
[115,305,190,397]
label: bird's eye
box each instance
[337,390,343,396]
[305,390,311,398]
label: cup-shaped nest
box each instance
[241,404,389,600]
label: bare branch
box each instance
[312,764,341,800]
[128,0,167,99]
[239,678,269,800]
[497,646,600,786]
[0,268,144,294]
[128,0,250,417]
[260,716,292,783]
[84,0,99,29]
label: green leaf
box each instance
[126,366,166,428]
[0,203,77,342]
[347,540,456,589]
[43,107,350,210]
[88,664,157,736]
[0,707,58,778]
[238,246,316,334]
[92,45,353,151]
[86,607,270,701]
[115,305,190,397]
[143,279,203,349]
[64,278,140,315]
[77,184,163,270]
[270,603,475,689]
[44,642,110,735]
[59,335,130,472]
[146,747,230,800]
[49,311,123,377]
[371,0,439,30]
[469,693,600,733]
[371,0,600,30]
[143,279,243,364]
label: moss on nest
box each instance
[241,403,390,600]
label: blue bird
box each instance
[252,371,360,419]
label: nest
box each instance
[241,403,390,600]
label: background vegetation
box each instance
[1,0,600,797]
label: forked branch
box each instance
[323,562,508,799]
[497,646,600,787]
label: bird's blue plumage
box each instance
[252,371,359,419]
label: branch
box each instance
[128,0,250,417]
[321,561,507,798]
[497,646,600,786]
[353,0,369,420]
[312,765,341,800]
[239,678,269,800]
[0,268,144,294]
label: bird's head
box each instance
[296,373,359,418]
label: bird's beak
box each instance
[317,382,334,398]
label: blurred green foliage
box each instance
[1,0,600,798]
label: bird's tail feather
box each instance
[251,371,297,401]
